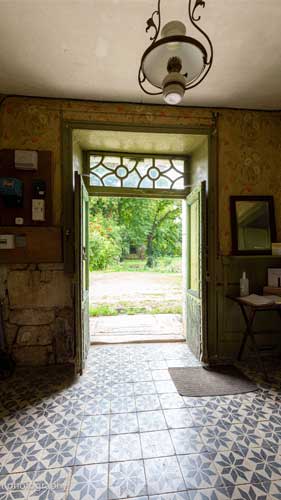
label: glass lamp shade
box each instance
[162,72,186,105]
[141,35,207,89]
[163,85,184,105]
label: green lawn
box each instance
[89,303,182,317]
[105,256,182,274]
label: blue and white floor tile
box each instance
[29,467,72,500]
[144,456,186,495]
[1,343,281,498]
[135,394,161,411]
[75,436,108,466]
[138,410,167,432]
[170,428,206,455]
[109,433,142,462]
[110,412,139,434]
[108,460,147,499]
[68,463,108,500]
[150,493,189,500]
[80,415,110,437]
[140,430,175,459]
[178,452,223,490]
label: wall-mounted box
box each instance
[15,150,38,171]
[0,149,52,226]
[0,234,15,249]
[0,227,62,263]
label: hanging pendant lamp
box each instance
[138,0,213,105]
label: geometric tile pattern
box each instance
[1,342,281,498]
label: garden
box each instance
[89,197,183,316]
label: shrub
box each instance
[89,215,122,270]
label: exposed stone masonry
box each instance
[0,263,74,366]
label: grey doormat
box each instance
[168,366,258,397]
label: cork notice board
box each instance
[0,149,53,226]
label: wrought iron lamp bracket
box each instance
[191,0,206,22]
[189,0,213,64]
[145,1,161,43]
[138,0,213,97]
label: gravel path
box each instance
[90,271,182,308]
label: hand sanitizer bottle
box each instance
[240,271,249,297]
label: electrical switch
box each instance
[32,199,45,221]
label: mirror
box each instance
[230,196,276,255]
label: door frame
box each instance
[74,172,90,374]
[185,181,207,360]
[62,119,218,362]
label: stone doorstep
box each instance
[90,313,184,344]
[92,336,185,344]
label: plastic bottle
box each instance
[240,271,249,297]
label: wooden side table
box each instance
[227,295,281,381]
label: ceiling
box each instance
[1,0,281,110]
[73,129,207,155]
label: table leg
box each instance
[276,309,281,357]
[237,305,255,361]
[248,328,268,382]
[237,305,268,381]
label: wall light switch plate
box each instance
[15,235,27,248]
[32,199,45,221]
[0,234,15,249]
[15,217,24,225]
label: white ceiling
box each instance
[1,0,281,110]
[73,129,207,155]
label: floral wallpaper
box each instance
[218,110,281,254]
[0,98,61,224]
[190,137,208,189]
[0,97,280,255]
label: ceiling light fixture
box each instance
[138,0,213,105]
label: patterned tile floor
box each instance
[1,343,281,499]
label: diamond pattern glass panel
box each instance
[89,154,185,190]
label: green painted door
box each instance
[75,172,90,374]
[185,181,207,361]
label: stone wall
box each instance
[0,263,74,365]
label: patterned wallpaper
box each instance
[0,97,280,255]
[218,110,281,254]
[190,138,208,190]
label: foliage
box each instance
[88,213,122,270]
[89,304,118,316]
[89,197,182,270]
[89,302,182,317]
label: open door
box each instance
[185,181,208,361]
[75,172,90,374]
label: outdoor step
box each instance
[91,335,185,344]
[90,313,184,344]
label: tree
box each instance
[143,200,181,267]
[89,197,182,269]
